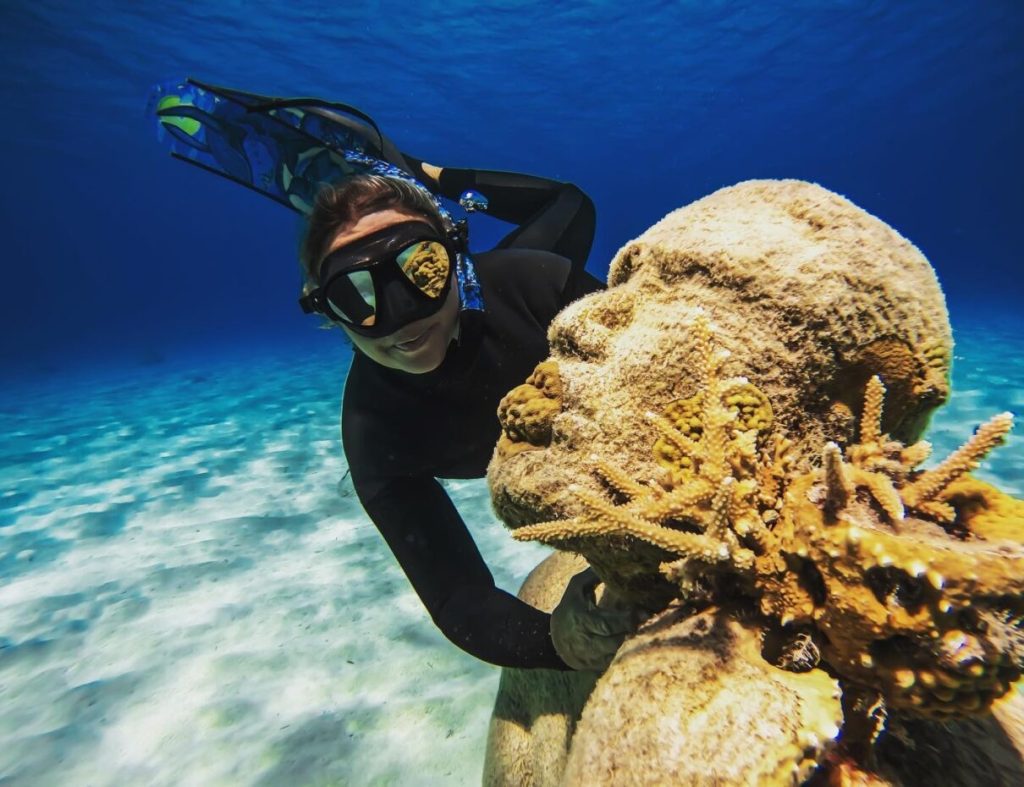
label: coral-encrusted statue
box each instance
[484,180,1024,785]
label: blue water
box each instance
[1,2,1022,784]
[1,0,1021,371]
[0,343,552,784]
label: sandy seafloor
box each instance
[1,321,1021,786]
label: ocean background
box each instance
[1,1,1022,785]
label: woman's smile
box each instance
[392,324,435,352]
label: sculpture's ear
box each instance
[826,337,950,446]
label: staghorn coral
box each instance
[485,181,1023,785]
[511,316,783,599]
[512,321,1024,718]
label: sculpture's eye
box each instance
[548,309,607,361]
[547,291,636,362]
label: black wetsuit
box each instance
[341,163,603,669]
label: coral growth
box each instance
[400,240,449,297]
[485,180,1023,785]
[496,361,563,458]
[511,317,1024,716]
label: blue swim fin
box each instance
[149,78,414,215]
[148,78,484,313]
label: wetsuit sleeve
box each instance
[402,153,598,284]
[354,474,568,669]
[343,406,568,669]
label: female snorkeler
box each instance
[300,166,633,670]
[152,79,636,670]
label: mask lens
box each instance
[396,240,450,298]
[326,269,377,326]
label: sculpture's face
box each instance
[488,181,1024,717]
[497,313,1024,717]
[491,179,953,581]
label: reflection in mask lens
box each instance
[397,241,450,298]
[327,269,376,326]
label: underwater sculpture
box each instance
[484,180,1024,785]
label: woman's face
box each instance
[322,209,461,374]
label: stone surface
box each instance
[483,181,1024,785]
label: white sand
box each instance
[0,321,1019,785]
[0,345,550,786]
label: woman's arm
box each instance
[402,153,597,280]
[354,472,570,670]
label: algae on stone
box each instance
[484,180,1024,786]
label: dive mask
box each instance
[299,220,460,337]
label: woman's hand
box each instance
[550,567,639,671]
[400,151,444,190]
[417,161,444,187]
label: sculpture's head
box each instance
[489,179,953,605]
[489,181,1024,716]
